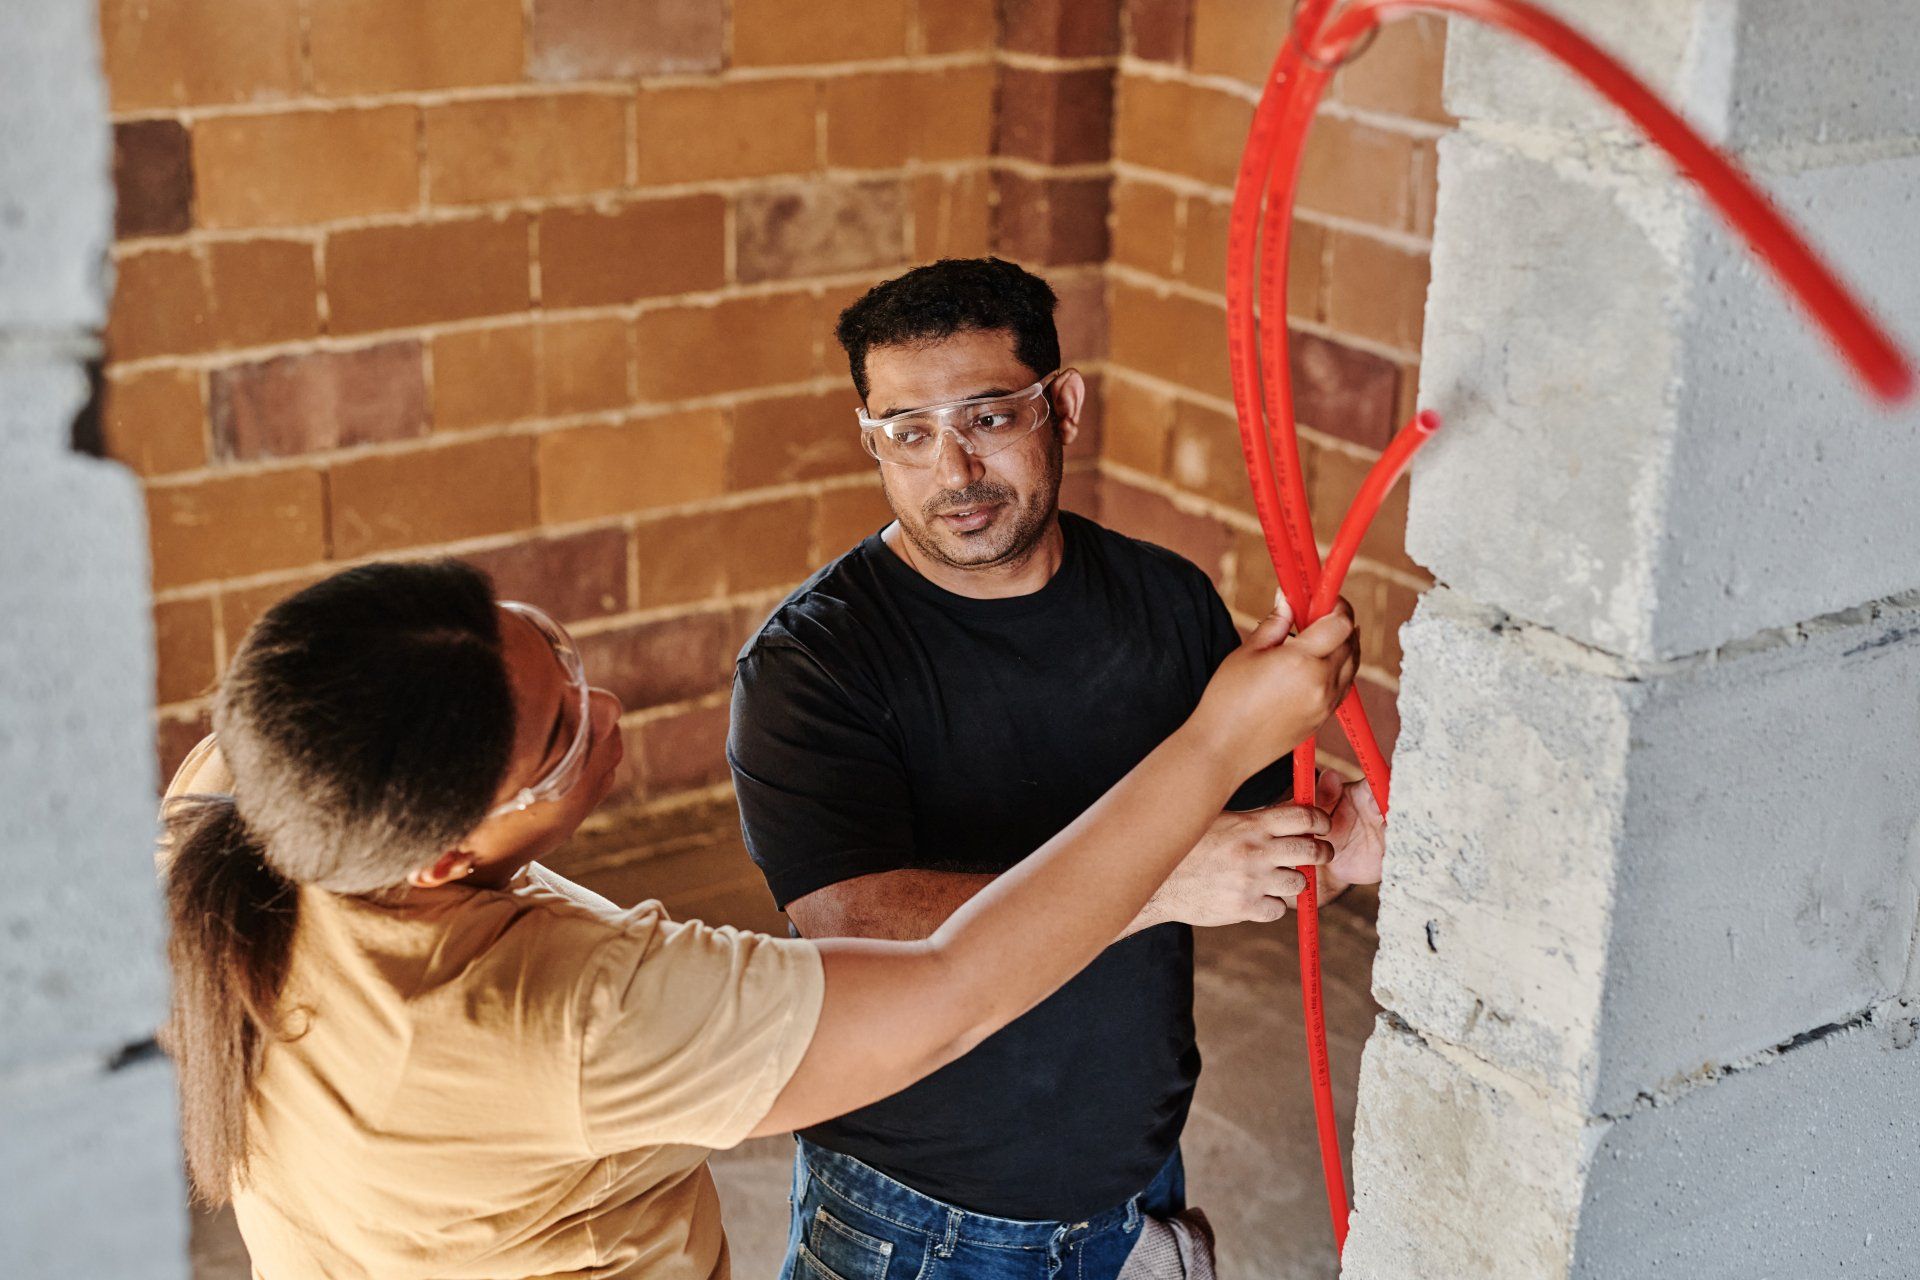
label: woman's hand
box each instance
[1190,592,1360,779]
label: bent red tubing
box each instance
[1227,0,1914,1259]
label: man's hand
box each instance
[1315,768,1385,900]
[1131,803,1332,932]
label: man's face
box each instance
[862,329,1080,572]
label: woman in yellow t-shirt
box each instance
[160,558,1355,1280]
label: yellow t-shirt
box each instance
[164,738,824,1280]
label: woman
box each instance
[161,558,1356,1279]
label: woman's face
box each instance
[431,605,625,885]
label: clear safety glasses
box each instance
[857,373,1061,469]
[487,601,594,820]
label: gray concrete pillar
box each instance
[0,3,187,1276]
[1343,3,1920,1276]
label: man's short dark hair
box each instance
[835,258,1061,402]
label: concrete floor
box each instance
[191,832,1379,1280]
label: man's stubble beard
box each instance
[882,431,1066,573]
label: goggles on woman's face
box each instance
[856,372,1061,469]
[488,601,594,820]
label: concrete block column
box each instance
[1344,3,1920,1276]
[0,2,186,1276]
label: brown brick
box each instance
[1108,279,1231,402]
[1002,0,1121,57]
[205,239,320,349]
[825,67,994,170]
[537,409,728,523]
[1167,397,1253,513]
[1189,0,1289,87]
[432,324,540,432]
[1111,179,1179,278]
[737,181,909,285]
[1283,219,1330,323]
[326,213,531,335]
[1298,116,1419,232]
[814,481,894,560]
[155,598,219,705]
[1229,527,1281,619]
[329,435,537,559]
[147,468,327,590]
[576,610,735,710]
[107,247,210,361]
[1060,466,1102,518]
[113,121,193,239]
[425,94,629,207]
[1100,375,1174,476]
[996,67,1115,166]
[211,342,428,461]
[461,528,630,622]
[1309,444,1417,576]
[1125,0,1192,63]
[542,317,631,416]
[193,108,420,231]
[640,703,732,797]
[1326,229,1431,353]
[917,0,996,52]
[635,81,817,185]
[1056,273,1111,366]
[1177,195,1228,294]
[101,0,302,113]
[538,195,726,309]
[1113,73,1253,191]
[730,388,867,490]
[308,0,523,94]
[529,0,725,79]
[636,495,815,607]
[993,173,1111,267]
[157,707,216,791]
[1100,477,1231,585]
[1411,138,1439,238]
[1290,329,1400,450]
[911,170,994,261]
[1355,569,1424,673]
[102,368,206,477]
[217,573,329,657]
[733,0,911,65]
[1332,14,1450,124]
[633,292,816,403]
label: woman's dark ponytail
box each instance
[162,795,302,1204]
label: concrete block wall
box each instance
[1346,2,1920,1275]
[0,2,187,1275]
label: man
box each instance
[728,258,1385,1280]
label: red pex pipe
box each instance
[1226,0,1915,1260]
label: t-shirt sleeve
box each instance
[1197,579,1294,811]
[578,914,824,1154]
[728,641,918,909]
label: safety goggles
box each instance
[856,372,1061,469]
[487,601,593,820]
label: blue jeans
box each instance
[776,1137,1186,1280]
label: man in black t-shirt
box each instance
[729,258,1386,1280]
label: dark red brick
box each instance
[993,172,1111,266]
[210,342,428,461]
[1001,0,1121,56]
[528,0,724,79]
[1288,329,1400,451]
[729,388,868,490]
[576,609,735,711]
[461,528,630,623]
[113,120,193,238]
[1125,0,1191,63]
[995,67,1115,165]
[640,703,732,797]
[1100,476,1232,587]
[156,706,214,794]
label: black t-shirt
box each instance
[727,512,1287,1221]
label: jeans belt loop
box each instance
[937,1208,962,1259]
[1125,1194,1142,1233]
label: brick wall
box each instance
[1100,0,1445,771]
[101,0,1440,863]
